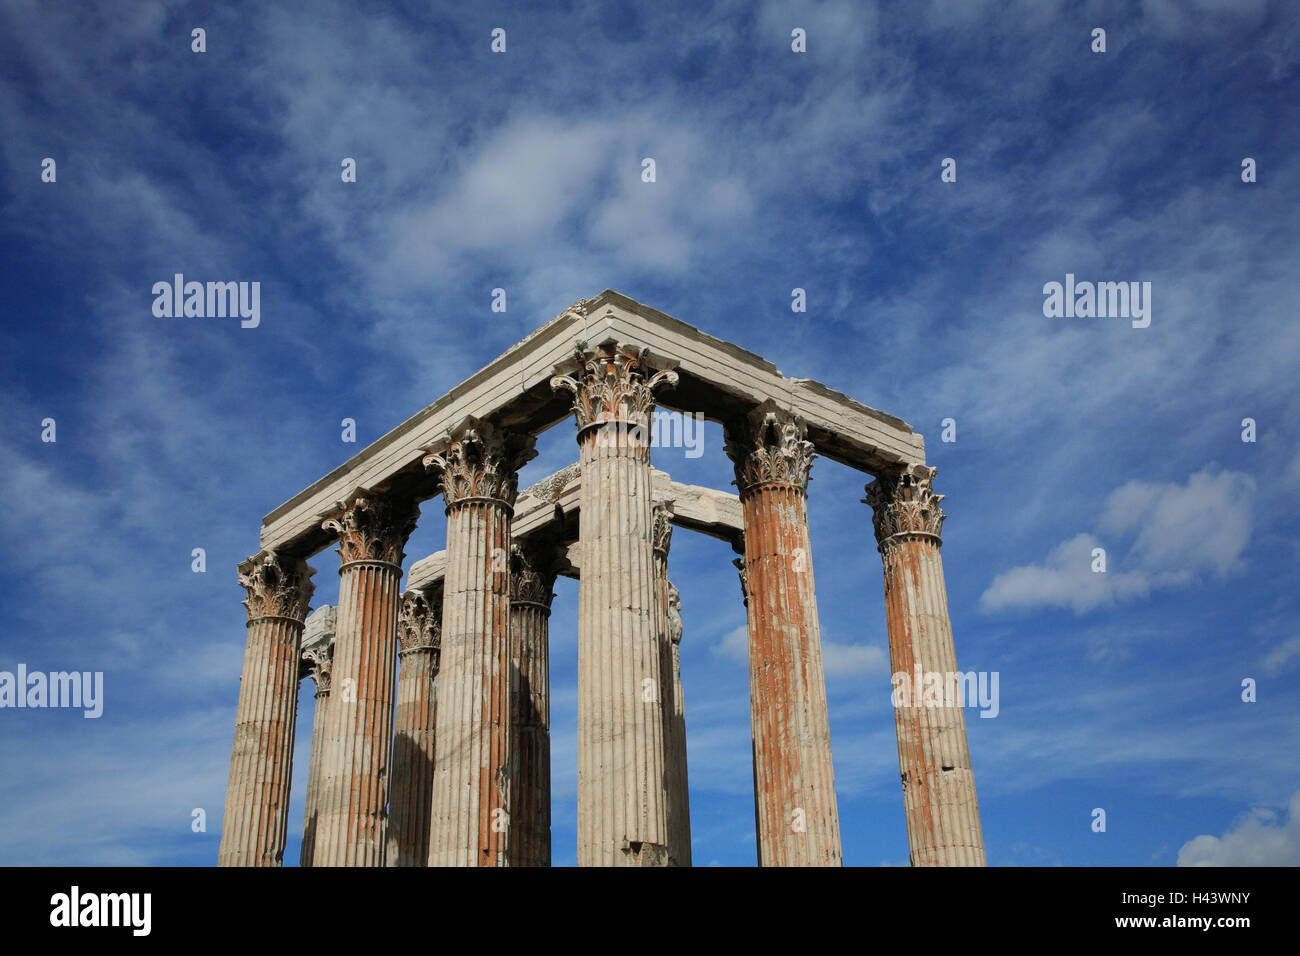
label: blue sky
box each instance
[1,0,1298,866]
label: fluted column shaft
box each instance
[300,681,329,864]
[299,607,334,866]
[218,552,314,867]
[388,588,441,866]
[653,504,691,866]
[508,542,556,867]
[866,465,985,866]
[425,418,535,866]
[552,340,678,866]
[726,402,842,867]
[314,493,417,867]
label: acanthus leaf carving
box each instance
[422,417,537,508]
[509,542,558,607]
[724,400,816,494]
[320,490,419,566]
[238,550,315,622]
[550,339,678,434]
[863,463,946,549]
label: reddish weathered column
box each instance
[423,417,536,866]
[387,586,442,867]
[299,605,335,866]
[508,541,559,867]
[864,464,986,866]
[652,502,691,866]
[552,340,678,867]
[313,490,418,867]
[218,551,315,867]
[724,400,842,867]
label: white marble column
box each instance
[725,400,842,866]
[387,587,441,867]
[864,464,986,866]
[423,417,536,866]
[313,490,418,867]
[652,501,691,866]
[218,551,315,867]
[552,340,678,866]
[508,540,558,866]
[299,605,335,866]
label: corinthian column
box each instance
[652,502,691,866]
[218,551,315,867]
[508,540,559,867]
[387,587,442,867]
[423,417,536,866]
[313,490,418,867]
[724,400,842,867]
[863,464,986,867]
[299,605,335,867]
[551,340,678,867]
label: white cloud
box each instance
[711,625,749,662]
[981,467,1254,613]
[1177,790,1300,866]
[821,641,888,678]
[1260,636,1300,678]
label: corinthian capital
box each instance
[862,464,946,548]
[509,542,558,608]
[422,417,537,509]
[724,400,816,494]
[301,605,335,692]
[398,588,442,663]
[238,550,315,622]
[550,339,678,434]
[320,489,419,566]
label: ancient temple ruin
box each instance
[217,290,986,867]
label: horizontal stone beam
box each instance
[261,290,923,558]
[405,467,742,593]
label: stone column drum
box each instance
[312,491,418,867]
[864,464,986,866]
[651,501,691,866]
[552,340,678,866]
[508,541,559,867]
[725,400,842,867]
[299,605,335,866]
[218,551,315,867]
[423,417,536,866]
[387,587,441,867]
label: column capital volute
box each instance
[509,541,559,609]
[398,588,442,667]
[723,399,816,495]
[238,550,315,623]
[549,338,678,439]
[421,416,537,512]
[862,463,946,549]
[301,605,335,693]
[319,487,419,567]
